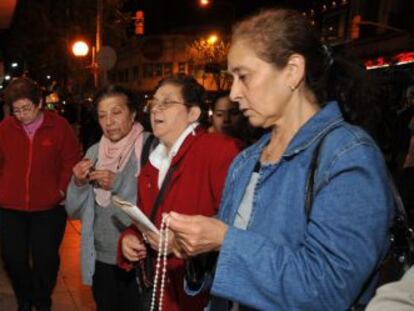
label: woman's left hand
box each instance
[89,169,116,190]
[167,212,228,257]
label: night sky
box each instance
[121,0,307,34]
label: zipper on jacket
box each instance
[25,138,33,209]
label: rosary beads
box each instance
[150,214,170,311]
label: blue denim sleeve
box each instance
[211,142,394,310]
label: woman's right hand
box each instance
[72,158,94,186]
[121,234,147,262]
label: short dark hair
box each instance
[4,77,42,107]
[211,91,231,110]
[155,74,208,125]
[93,85,139,117]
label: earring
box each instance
[289,85,296,92]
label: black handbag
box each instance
[305,132,414,309]
[185,251,218,291]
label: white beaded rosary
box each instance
[150,214,170,311]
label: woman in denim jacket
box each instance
[168,8,394,311]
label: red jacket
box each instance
[119,126,242,311]
[0,111,80,211]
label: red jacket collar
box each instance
[170,125,206,167]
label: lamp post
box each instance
[71,40,99,88]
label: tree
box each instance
[187,35,232,91]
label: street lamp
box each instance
[72,41,90,57]
[207,34,218,45]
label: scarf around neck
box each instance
[94,122,144,207]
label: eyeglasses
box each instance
[12,103,34,115]
[144,98,186,113]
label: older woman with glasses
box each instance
[66,85,154,311]
[118,74,242,311]
[0,77,80,311]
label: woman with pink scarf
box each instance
[66,85,152,311]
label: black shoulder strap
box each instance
[304,129,334,221]
[141,134,158,168]
[304,137,325,221]
[149,164,178,222]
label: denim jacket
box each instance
[210,102,393,310]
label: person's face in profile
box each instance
[227,40,293,129]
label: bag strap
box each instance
[304,136,326,221]
[150,164,178,222]
[305,128,414,305]
[304,126,339,220]
[141,134,159,168]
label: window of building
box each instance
[124,69,130,82]
[143,64,153,78]
[188,61,194,74]
[118,70,124,82]
[164,63,173,76]
[178,62,186,74]
[108,70,117,82]
[133,66,140,80]
[155,63,163,77]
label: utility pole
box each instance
[94,0,103,88]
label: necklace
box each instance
[150,214,170,311]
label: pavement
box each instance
[0,220,95,311]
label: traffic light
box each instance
[350,15,361,40]
[135,10,144,35]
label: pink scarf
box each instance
[94,123,144,207]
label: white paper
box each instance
[112,195,159,235]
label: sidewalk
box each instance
[0,220,95,310]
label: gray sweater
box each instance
[66,142,140,285]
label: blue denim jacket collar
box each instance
[241,101,343,162]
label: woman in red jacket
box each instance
[0,77,80,311]
[118,74,242,311]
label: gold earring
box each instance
[289,85,296,92]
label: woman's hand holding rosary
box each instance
[167,211,229,258]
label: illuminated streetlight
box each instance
[5,75,11,81]
[72,41,90,57]
[207,34,218,45]
[199,0,210,6]
[11,62,18,68]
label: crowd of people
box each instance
[0,7,413,311]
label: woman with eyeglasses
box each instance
[0,77,80,311]
[118,74,242,311]
[66,85,153,311]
